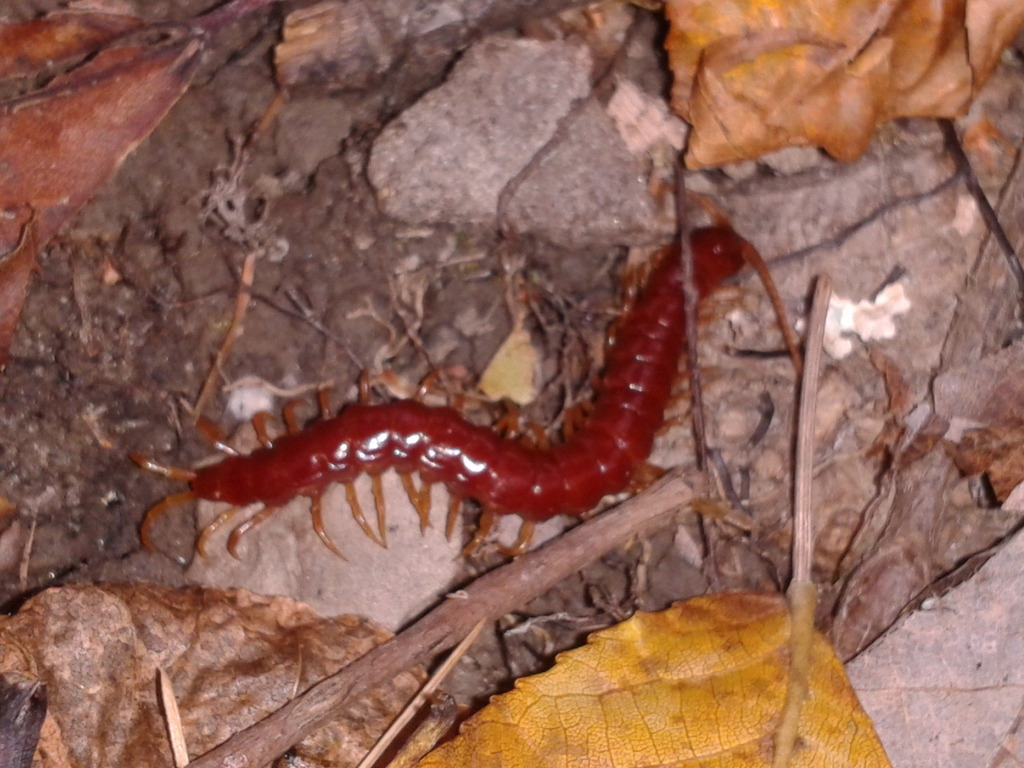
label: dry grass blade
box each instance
[356,619,486,768]
[773,274,832,768]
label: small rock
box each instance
[368,36,666,248]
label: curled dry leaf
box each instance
[419,592,890,768]
[0,584,420,768]
[664,0,1024,167]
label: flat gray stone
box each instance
[368,36,663,247]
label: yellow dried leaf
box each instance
[665,0,1024,167]
[419,592,890,768]
[479,322,539,405]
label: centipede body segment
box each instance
[134,225,750,557]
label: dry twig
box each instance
[186,469,703,768]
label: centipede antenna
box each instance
[308,493,345,559]
[282,400,302,435]
[371,474,388,547]
[344,482,385,547]
[196,505,242,558]
[195,417,239,455]
[400,474,432,532]
[131,453,198,482]
[140,491,197,551]
[461,507,496,557]
[739,239,803,376]
[446,496,462,540]
[499,520,535,558]
[251,411,274,448]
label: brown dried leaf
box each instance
[0,584,420,768]
[0,220,37,371]
[0,11,142,80]
[665,0,1024,167]
[0,18,203,364]
[950,425,1024,500]
[0,29,202,252]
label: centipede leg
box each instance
[130,453,197,482]
[499,520,535,558]
[194,417,239,455]
[494,401,523,438]
[227,505,279,559]
[400,474,432,532]
[344,482,385,547]
[446,495,462,540]
[561,401,591,441]
[282,400,302,435]
[358,371,372,403]
[371,474,388,547]
[524,423,549,450]
[415,370,441,401]
[317,388,332,418]
[461,507,496,556]
[196,504,242,558]
[252,411,274,447]
[140,490,196,551]
[309,493,345,559]
[628,462,665,493]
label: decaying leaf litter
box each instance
[1,0,1024,765]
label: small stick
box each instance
[186,469,702,768]
[675,163,707,471]
[938,119,1024,311]
[194,251,256,420]
[772,274,831,768]
[158,668,190,768]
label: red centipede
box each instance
[134,225,750,557]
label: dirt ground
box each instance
[3,0,1024,752]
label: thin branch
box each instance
[193,250,256,420]
[356,620,486,768]
[186,470,702,768]
[676,162,708,472]
[938,119,1024,313]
